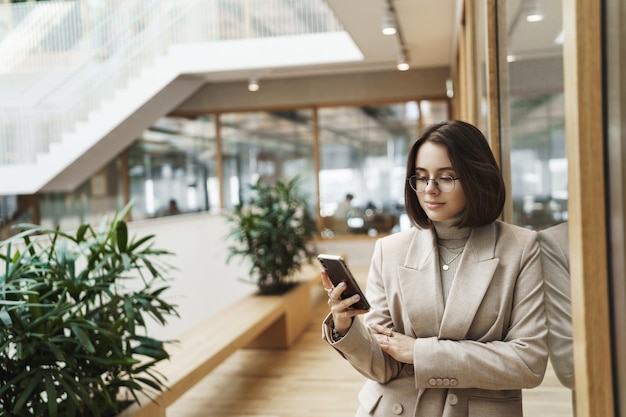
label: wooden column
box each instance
[562,0,614,416]
[485,0,500,163]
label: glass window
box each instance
[509,93,566,227]
[128,116,217,220]
[318,101,441,237]
[24,101,449,238]
[419,100,450,127]
[0,195,36,240]
[39,158,123,231]
[499,0,567,230]
[220,110,316,212]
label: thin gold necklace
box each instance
[439,248,463,271]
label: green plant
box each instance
[225,176,317,294]
[0,205,179,417]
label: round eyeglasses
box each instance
[408,175,460,193]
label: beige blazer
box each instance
[323,221,548,417]
[538,222,574,390]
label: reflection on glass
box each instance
[318,101,447,237]
[498,0,574,414]
[509,94,567,228]
[220,110,316,214]
[538,222,574,391]
[502,0,567,230]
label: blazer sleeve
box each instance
[538,223,574,389]
[321,237,405,384]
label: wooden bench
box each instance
[118,270,324,417]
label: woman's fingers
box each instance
[321,270,333,289]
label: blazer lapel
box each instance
[397,228,445,337]
[439,223,499,340]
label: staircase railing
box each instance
[0,0,343,165]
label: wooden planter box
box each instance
[117,272,323,417]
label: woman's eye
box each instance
[439,176,454,182]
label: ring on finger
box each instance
[387,328,394,338]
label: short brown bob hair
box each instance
[404,120,505,228]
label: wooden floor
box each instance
[169,268,574,417]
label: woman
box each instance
[321,120,548,416]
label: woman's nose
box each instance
[425,179,439,193]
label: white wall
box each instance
[127,211,256,341]
[176,67,449,114]
[127,212,376,341]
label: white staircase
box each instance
[0,0,352,195]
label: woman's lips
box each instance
[424,201,444,210]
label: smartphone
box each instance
[317,254,370,311]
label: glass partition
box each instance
[220,110,316,212]
[419,100,450,128]
[38,158,123,231]
[0,194,38,239]
[499,0,567,230]
[17,100,450,239]
[318,101,445,237]
[128,115,217,220]
[495,1,573,415]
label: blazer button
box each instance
[429,378,437,386]
[443,378,451,386]
[406,367,414,375]
[392,403,404,414]
[450,378,458,386]
[436,378,443,386]
[447,393,459,406]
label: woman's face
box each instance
[414,141,467,222]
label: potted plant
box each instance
[0,205,179,417]
[225,176,317,295]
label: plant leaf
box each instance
[116,221,128,253]
[70,323,96,353]
[44,373,59,417]
[13,369,42,412]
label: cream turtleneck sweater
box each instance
[432,220,471,305]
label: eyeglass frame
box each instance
[407,175,460,193]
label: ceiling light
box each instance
[248,77,259,92]
[524,0,544,22]
[382,9,396,35]
[526,11,543,22]
[397,53,409,71]
[446,79,454,98]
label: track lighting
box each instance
[384,0,409,72]
[248,77,259,92]
[382,9,396,35]
[396,52,409,71]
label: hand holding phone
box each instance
[318,254,370,311]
